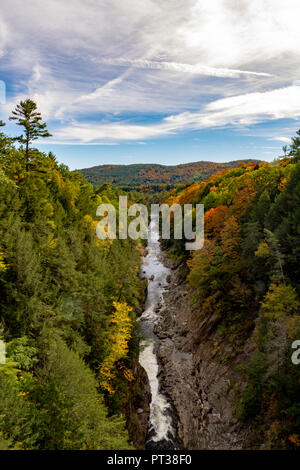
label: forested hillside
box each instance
[1,98,300,450]
[0,113,147,450]
[163,131,300,448]
[80,160,261,191]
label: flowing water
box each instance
[138,214,177,449]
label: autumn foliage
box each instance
[99,302,134,394]
[164,139,300,448]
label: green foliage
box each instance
[0,368,37,449]
[237,283,300,446]
[6,337,39,371]
[0,111,145,449]
[33,334,132,450]
[237,352,268,422]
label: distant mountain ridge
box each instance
[80,160,262,187]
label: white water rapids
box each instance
[138,214,176,449]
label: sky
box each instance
[1,0,300,170]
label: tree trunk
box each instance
[25,135,29,172]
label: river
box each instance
[138,213,177,450]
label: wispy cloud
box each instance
[52,84,300,144]
[272,136,292,144]
[1,0,300,151]
[101,58,272,78]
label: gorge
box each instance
[138,214,177,450]
[135,214,249,450]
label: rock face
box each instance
[154,257,253,450]
[126,360,151,449]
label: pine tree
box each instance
[289,129,300,160]
[9,99,52,171]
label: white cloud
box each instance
[0,16,8,57]
[205,85,300,119]
[101,58,272,78]
[54,121,171,143]
[75,74,128,103]
[1,0,300,145]
[273,136,291,144]
[52,85,300,143]
[179,0,300,68]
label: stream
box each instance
[138,213,177,450]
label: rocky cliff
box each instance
[154,256,254,449]
[126,359,151,449]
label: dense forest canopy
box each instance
[0,103,148,450]
[80,160,261,191]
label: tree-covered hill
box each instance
[80,159,262,190]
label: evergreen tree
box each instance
[289,129,300,160]
[9,99,52,171]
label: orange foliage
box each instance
[288,434,300,446]
[278,177,288,191]
[204,205,228,240]
[230,184,255,219]
[167,182,205,205]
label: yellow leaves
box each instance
[81,214,95,233]
[81,214,112,250]
[0,361,19,376]
[213,340,221,351]
[260,283,300,323]
[167,182,205,206]
[255,241,270,258]
[0,252,7,272]
[120,365,134,382]
[96,239,113,250]
[278,177,288,191]
[48,237,57,250]
[40,235,57,251]
[98,362,116,395]
[278,157,293,168]
[11,171,24,182]
[99,302,134,394]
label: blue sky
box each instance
[1,0,300,170]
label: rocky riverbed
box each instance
[128,231,255,450]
